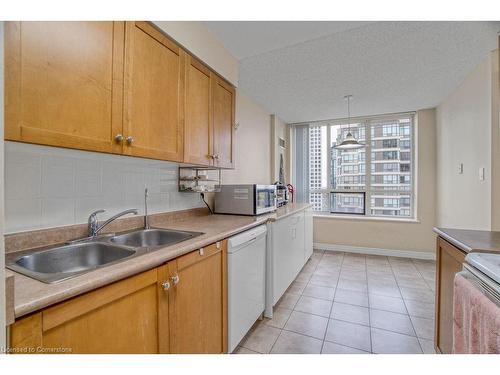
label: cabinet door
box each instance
[291,212,306,277]
[123,21,185,162]
[184,55,213,166]
[9,269,159,354]
[435,237,466,354]
[157,263,171,353]
[5,21,124,154]
[212,76,235,168]
[272,216,295,304]
[168,242,227,353]
[304,208,314,261]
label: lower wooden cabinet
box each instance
[166,241,227,353]
[435,236,466,354]
[9,241,227,354]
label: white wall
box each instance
[314,109,437,255]
[436,50,499,230]
[222,90,272,185]
[314,109,436,253]
[271,115,289,184]
[153,21,239,87]
[4,142,203,234]
[0,20,6,349]
[491,51,500,230]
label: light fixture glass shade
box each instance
[334,131,365,150]
[333,94,365,150]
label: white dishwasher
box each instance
[228,225,267,353]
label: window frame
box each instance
[294,112,417,220]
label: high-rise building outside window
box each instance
[294,113,415,218]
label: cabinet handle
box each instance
[214,154,220,160]
[171,274,180,285]
[115,134,124,143]
[207,154,214,159]
[126,136,134,145]
[161,281,171,290]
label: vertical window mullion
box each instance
[411,115,416,219]
[365,120,372,217]
[326,125,332,212]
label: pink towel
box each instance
[453,273,500,353]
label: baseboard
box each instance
[313,242,436,260]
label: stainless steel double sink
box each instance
[7,228,204,284]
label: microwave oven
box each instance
[214,184,277,216]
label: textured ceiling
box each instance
[205,21,500,123]
[203,21,373,59]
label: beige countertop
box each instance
[8,202,311,319]
[434,227,500,254]
[5,273,15,325]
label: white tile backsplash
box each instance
[41,155,76,199]
[75,159,102,198]
[5,198,42,233]
[4,142,203,233]
[5,147,41,199]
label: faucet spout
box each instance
[144,188,150,229]
[93,209,139,237]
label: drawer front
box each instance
[177,242,222,270]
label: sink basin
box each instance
[8,242,136,283]
[109,228,203,248]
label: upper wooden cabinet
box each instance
[4,21,235,167]
[212,76,236,168]
[184,58,236,168]
[122,22,185,162]
[4,21,125,154]
[184,55,213,165]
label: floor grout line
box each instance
[242,250,435,354]
[362,253,374,353]
[386,256,422,352]
[320,251,345,353]
[270,250,325,354]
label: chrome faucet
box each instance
[87,209,139,238]
[144,188,150,229]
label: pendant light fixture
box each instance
[334,95,365,150]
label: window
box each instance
[293,114,415,219]
[331,192,365,215]
[382,139,398,148]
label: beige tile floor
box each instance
[235,249,437,354]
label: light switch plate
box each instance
[458,163,463,174]
[479,167,485,181]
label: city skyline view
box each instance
[307,116,413,217]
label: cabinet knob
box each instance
[115,134,124,143]
[126,136,134,145]
[214,154,220,160]
[171,274,180,285]
[161,281,171,290]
